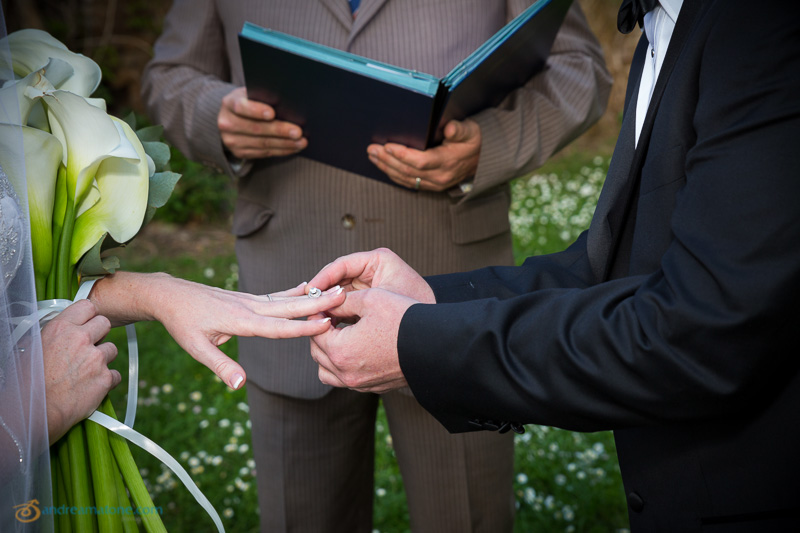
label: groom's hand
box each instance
[310,288,415,393]
[307,248,435,304]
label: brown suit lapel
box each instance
[348,0,390,45]
[318,0,390,44]
[318,0,357,31]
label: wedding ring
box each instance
[308,287,322,298]
[414,177,421,190]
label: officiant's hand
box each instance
[42,299,122,444]
[306,248,435,305]
[218,87,307,159]
[89,272,345,391]
[367,119,481,192]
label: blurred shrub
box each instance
[153,147,236,225]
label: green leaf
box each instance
[148,171,181,209]
[135,124,164,143]
[121,111,136,131]
[77,234,121,278]
[142,171,181,226]
[142,141,171,171]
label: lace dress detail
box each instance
[0,168,24,291]
[0,168,26,471]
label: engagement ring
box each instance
[308,287,322,298]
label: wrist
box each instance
[91,271,173,325]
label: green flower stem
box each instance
[46,165,68,300]
[87,418,123,533]
[52,452,73,533]
[100,397,167,533]
[36,276,46,303]
[55,193,76,298]
[112,456,140,533]
[66,423,97,533]
[57,437,74,505]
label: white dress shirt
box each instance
[635,0,683,146]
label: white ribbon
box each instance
[11,279,224,532]
[87,411,224,533]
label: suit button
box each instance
[341,214,356,229]
[627,492,645,513]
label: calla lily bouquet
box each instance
[0,29,180,532]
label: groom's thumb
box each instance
[323,287,369,321]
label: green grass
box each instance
[104,150,629,532]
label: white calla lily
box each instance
[1,29,101,97]
[0,124,63,295]
[34,89,140,207]
[0,59,60,124]
[71,117,149,264]
[28,89,141,295]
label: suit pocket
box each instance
[231,197,274,238]
[449,189,511,244]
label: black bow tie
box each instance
[618,0,659,34]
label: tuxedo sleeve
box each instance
[398,1,800,434]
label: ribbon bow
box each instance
[618,0,659,34]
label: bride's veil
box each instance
[1,5,55,530]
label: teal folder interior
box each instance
[240,23,442,96]
[442,0,555,89]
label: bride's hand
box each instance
[89,272,344,390]
[42,300,122,444]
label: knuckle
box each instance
[217,115,232,132]
[105,342,119,359]
[212,357,230,378]
[96,314,112,331]
[76,329,94,347]
[340,373,362,389]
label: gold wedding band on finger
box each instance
[414,177,421,190]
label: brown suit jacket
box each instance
[142,0,611,399]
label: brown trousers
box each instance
[247,384,515,532]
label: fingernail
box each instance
[289,128,300,139]
[232,373,244,390]
[324,285,341,294]
[335,287,343,295]
[385,147,393,155]
[368,148,378,157]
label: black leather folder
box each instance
[239,0,572,184]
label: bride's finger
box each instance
[270,283,342,302]
[267,281,309,300]
[254,287,345,318]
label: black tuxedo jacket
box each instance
[398,0,800,530]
